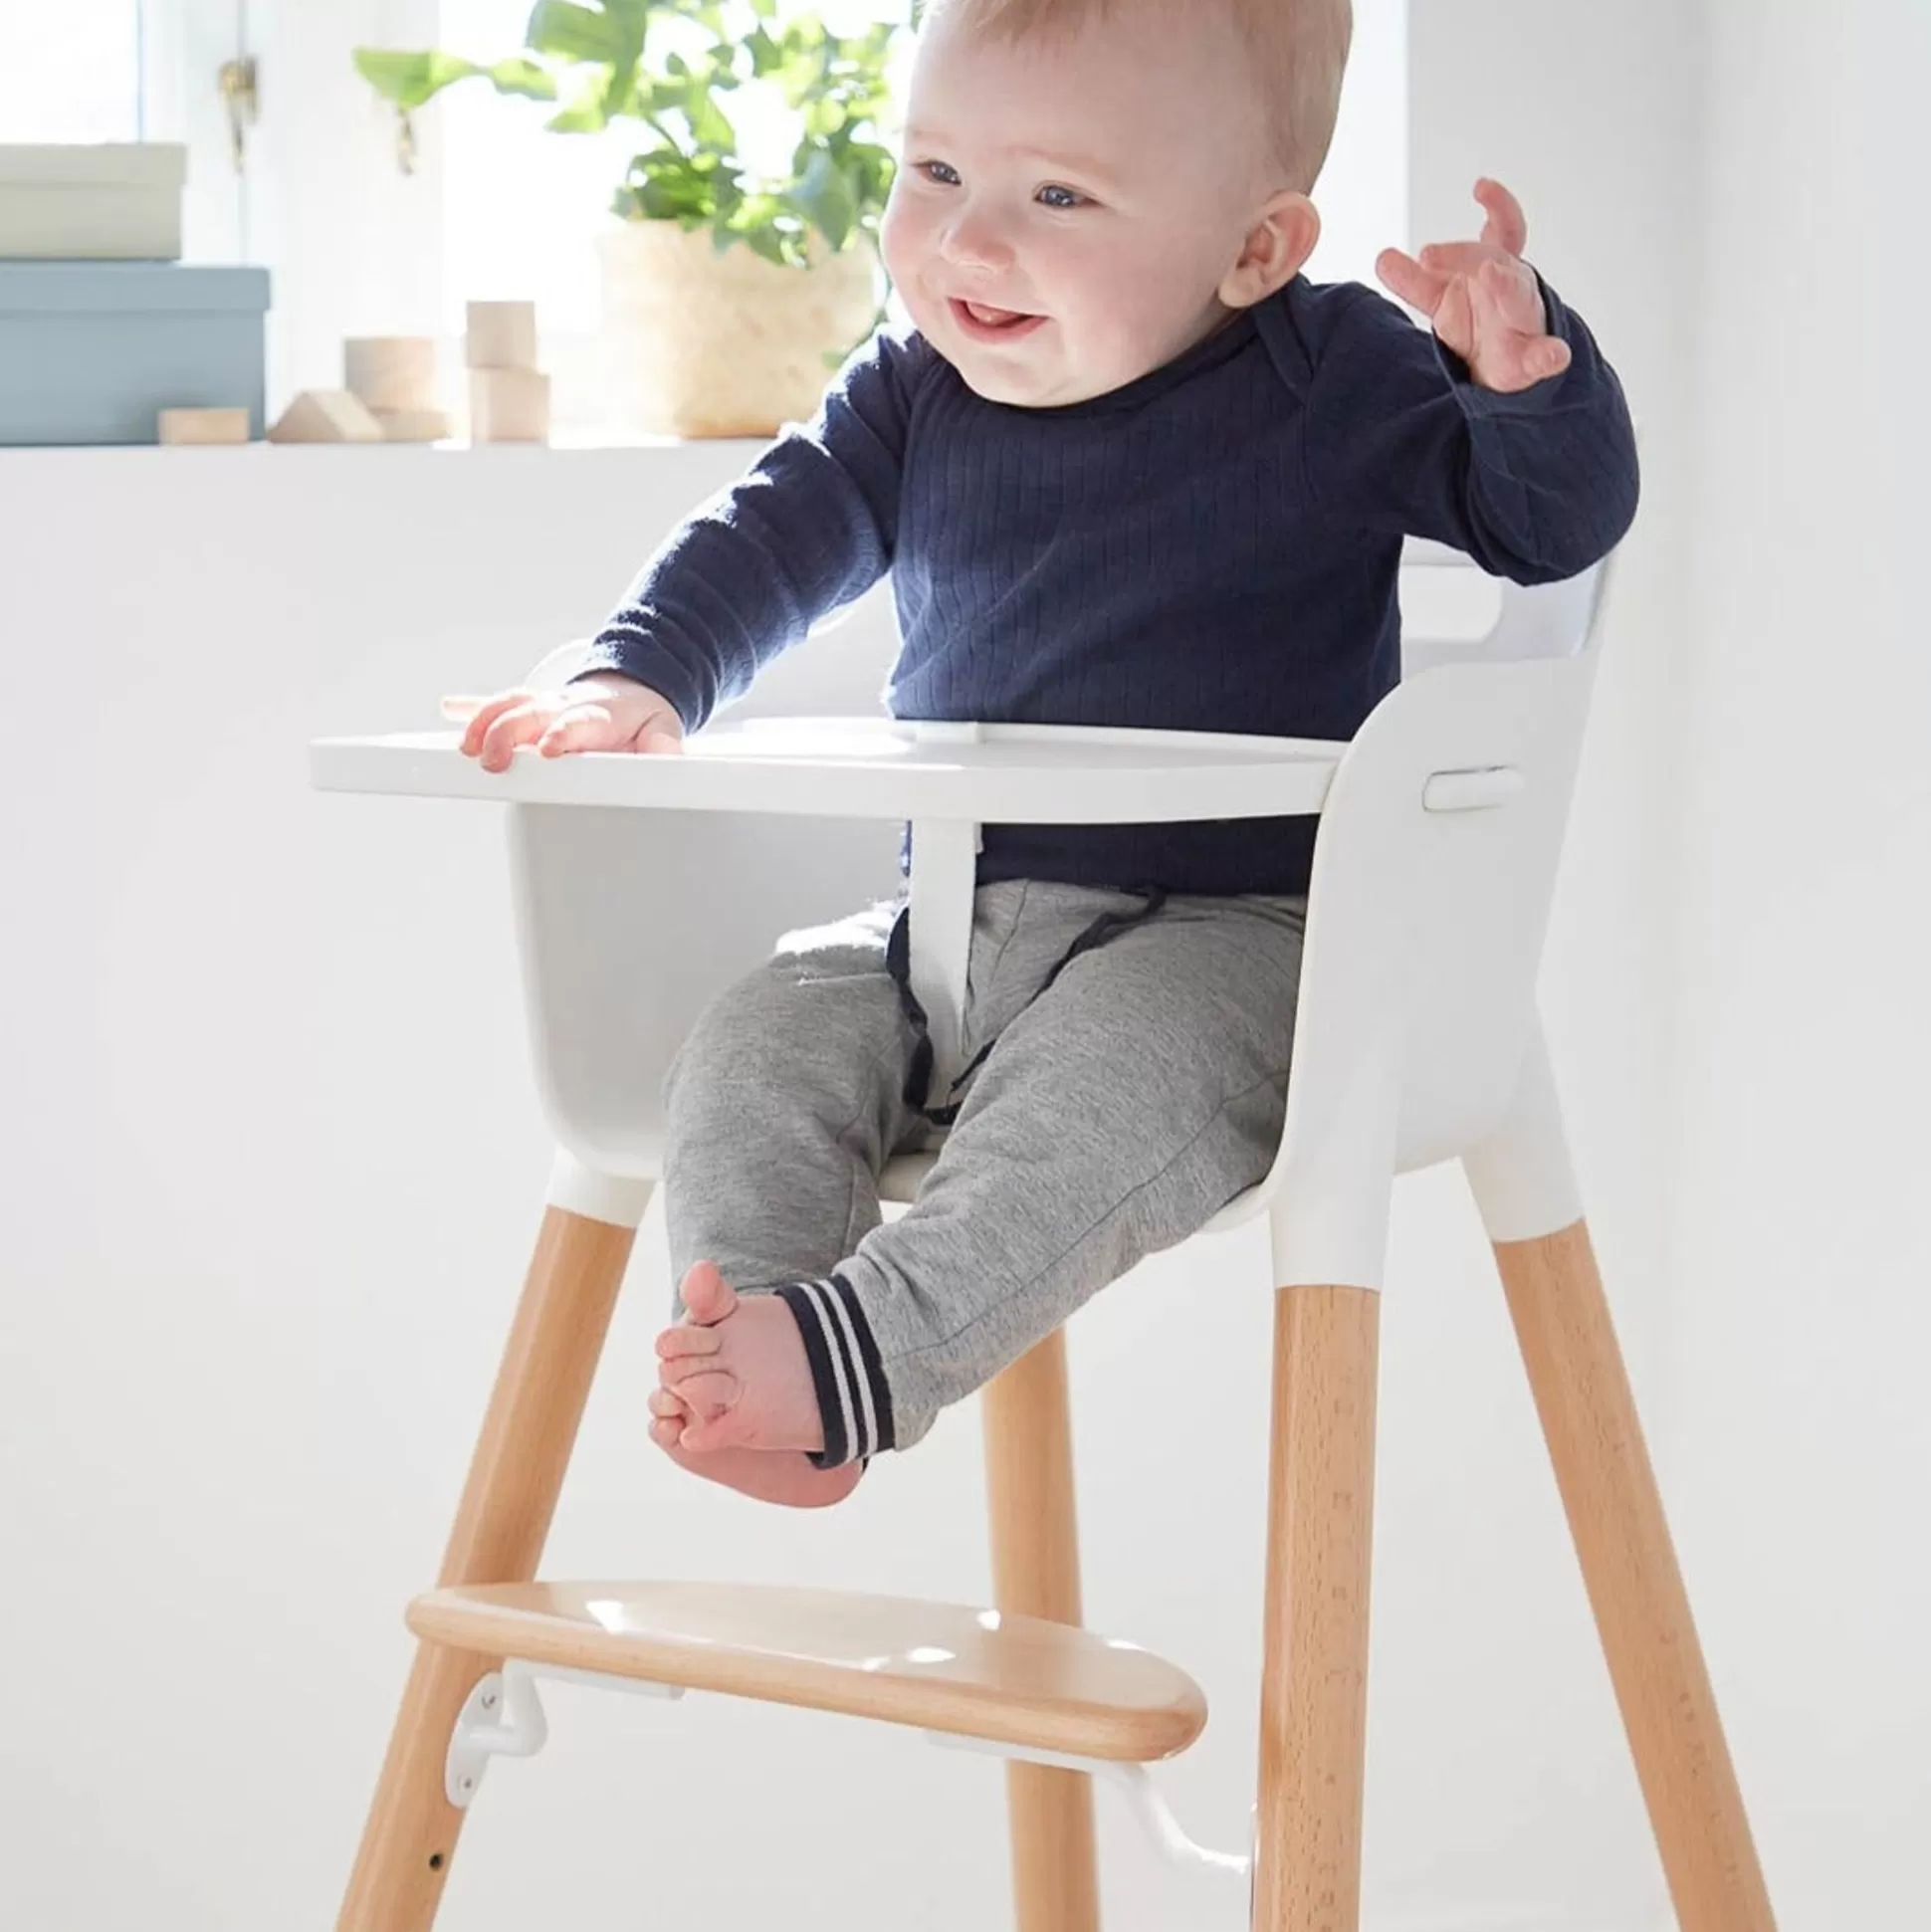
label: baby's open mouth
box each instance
[950,298,1047,341]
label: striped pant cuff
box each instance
[774,1273,896,1469]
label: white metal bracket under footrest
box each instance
[445,1661,686,1808]
[444,1663,1251,1898]
[923,1731,1253,1885]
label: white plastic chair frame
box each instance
[311,540,1777,1932]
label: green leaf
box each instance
[546,88,610,131]
[788,147,858,251]
[524,1,619,64]
[352,48,484,111]
[616,145,745,223]
[600,0,656,35]
[486,58,558,101]
[384,3,909,249]
[600,64,641,118]
[740,223,792,267]
[681,85,737,152]
[800,94,847,137]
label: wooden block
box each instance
[466,300,538,371]
[157,406,251,445]
[469,366,549,444]
[266,389,384,443]
[343,335,439,413]
[374,405,453,443]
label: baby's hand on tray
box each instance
[443,674,686,773]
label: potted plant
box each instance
[356,0,909,437]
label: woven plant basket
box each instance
[597,219,881,439]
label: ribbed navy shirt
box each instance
[581,271,1638,896]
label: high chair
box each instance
[311,537,1777,1932]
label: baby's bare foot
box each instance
[654,1261,825,1455]
[647,1386,862,1509]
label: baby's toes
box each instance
[648,1386,691,1450]
[656,1323,723,1362]
[663,1367,738,1424]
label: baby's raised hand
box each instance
[1375,177,1572,394]
[443,674,686,774]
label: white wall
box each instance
[1414,2,1931,1928]
[1661,3,1931,1927]
[1401,0,1715,1923]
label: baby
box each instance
[456,0,1638,1507]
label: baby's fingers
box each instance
[1473,176,1530,257]
[1375,246,1447,317]
[536,703,621,758]
[452,690,531,758]
[476,701,555,772]
[1515,333,1572,385]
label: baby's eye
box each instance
[917,160,962,187]
[1036,184,1088,210]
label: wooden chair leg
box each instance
[1253,1284,1381,1932]
[983,1329,1101,1932]
[335,1188,646,1932]
[1496,1216,1777,1932]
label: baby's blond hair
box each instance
[924,0,1352,194]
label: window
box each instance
[0,1,145,141]
[1,1,250,258]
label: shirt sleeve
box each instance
[573,328,926,732]
[1299,275,1639,583]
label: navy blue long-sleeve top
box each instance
[580,271,1638,896]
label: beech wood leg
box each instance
[983,1330,1101,1932]
[1252,1284,1381,1932]
[1496,1217,1777,1931]
[334,1199,641,1932]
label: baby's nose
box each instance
[941,214,1015,272]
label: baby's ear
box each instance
[1220,192,1321,309]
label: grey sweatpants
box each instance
[662,879,1309,1465]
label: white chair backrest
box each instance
[1397,537,1603,674]
[509,541,1609,1182]
[1268,547,1609,1229]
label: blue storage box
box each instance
[0,262,270,445]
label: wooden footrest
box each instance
[408,1580,1206,1764]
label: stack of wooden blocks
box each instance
[466,301,549,445]
[269,335,448,444]
[343,337,449,442]
[262,300,550,446]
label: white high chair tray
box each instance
[309,718,1345,822]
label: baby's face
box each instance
[881,5,1279,408]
